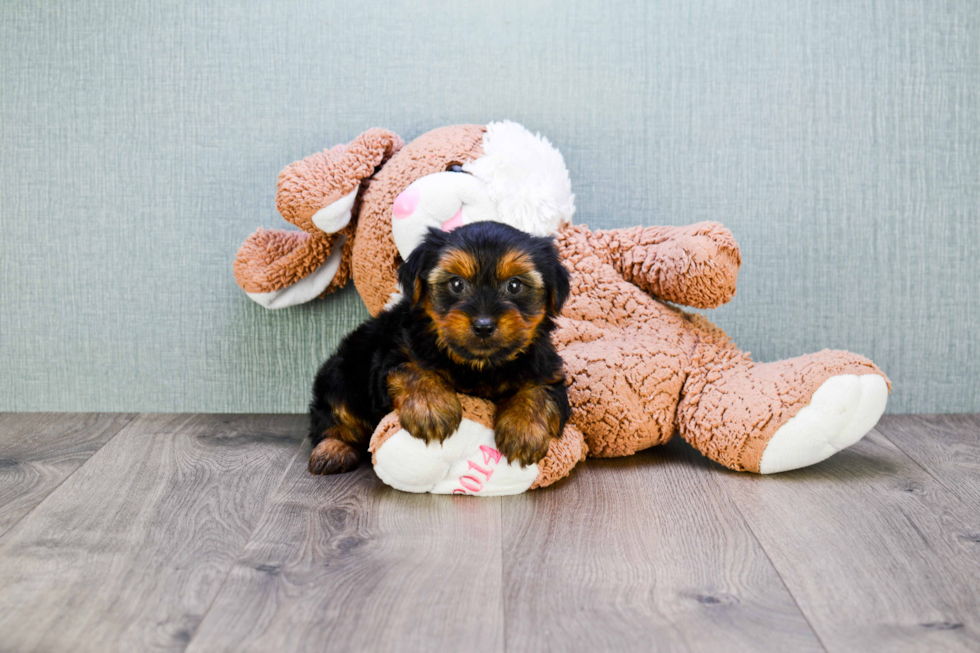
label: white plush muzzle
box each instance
[391,121,576,260]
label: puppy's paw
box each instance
[389,363,463,444]
[493,415,553,468]
[309,438,361,475]
[494,384,562,467]
[398,391,463,445]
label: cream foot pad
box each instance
[759,374,888,474]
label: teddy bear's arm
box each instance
[234,228,349,308]
[592,221,741,309]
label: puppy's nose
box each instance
[472,317,496,339]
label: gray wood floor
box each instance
[0,414,977,653]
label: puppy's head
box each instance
[398,222,570,368]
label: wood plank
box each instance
[185,443,504,653]
[0,412,136,537]
[0,413,305,653]
[876,414,980,509]
[711,429,980,652]
[500,443,824,652]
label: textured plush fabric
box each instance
[233,228,337,294]
[276,130,403,232]
[596,223,742,310]
[528,424,589,489]
[1,0,977,413]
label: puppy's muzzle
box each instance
[471,317,496,339]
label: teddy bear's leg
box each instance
[676,349,889,473]
[558,334,687,457]
[368,397,586,495]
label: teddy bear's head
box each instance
[236,122,576,314]
[351,121,576,315]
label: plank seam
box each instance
[874,420,980,519]
[499,498,508,653]
[0,412,140,542]
[183,432,308,652]
[701,466,831,653]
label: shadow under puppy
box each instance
[308,221,571,475]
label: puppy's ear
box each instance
[540,238,570,316]
[398,228,448,304]
[548,258,571,316]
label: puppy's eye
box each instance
[446,164,466,173]
[448,277,466,294]
[506,278,523,295]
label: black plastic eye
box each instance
[506,278,523,295]
[449,277,466,294]
[447,164,465,173]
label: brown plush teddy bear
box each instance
[235,122,889,495]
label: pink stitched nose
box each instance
[392,188,420,220]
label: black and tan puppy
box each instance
[307,221,571,475]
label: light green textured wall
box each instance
[1,0,978,413]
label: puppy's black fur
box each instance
[308,221,571,475]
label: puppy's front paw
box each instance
[309,438,361,475]
[398,392,463,444]
[493,414,553,468]
[388,363,463,444]
[494,384,562,467]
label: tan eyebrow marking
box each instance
[434,248,479,281]
[497,249,542,286]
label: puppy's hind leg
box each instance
[308,403,371,475]
[308,359,372,475]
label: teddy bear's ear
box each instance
[276,128,403,234]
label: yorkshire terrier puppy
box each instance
[307,221,571,475]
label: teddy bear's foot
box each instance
[371,418,540,496]
[758,374,888,474]
[678,349,890,473]
[368,398,588,495]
